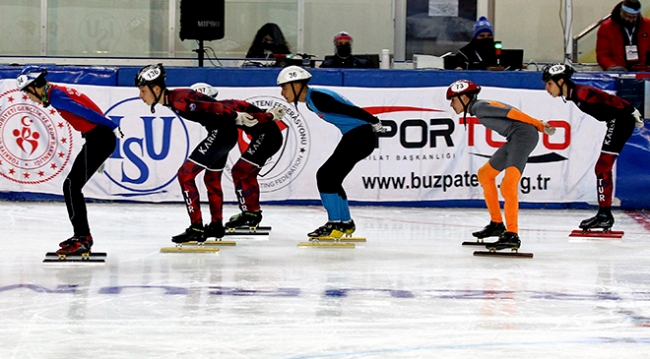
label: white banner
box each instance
[0,80,605,204]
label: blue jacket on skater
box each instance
[276,65,386,239]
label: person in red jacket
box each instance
[596,0,650,71]
[16,66,123,256]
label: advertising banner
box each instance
[0,80,606,205]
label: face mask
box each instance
[336,43,352,58]
[262,42,276,52]
[474,38,495,52]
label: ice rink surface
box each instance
[1,201,650,358]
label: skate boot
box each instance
[225,211,263,230]
[56,235,93,256]
[307,221,337,239]
[339,219,356,236]
[205,221,225,239]
[579,208,614,231]
[171,223,205,244]
[472,221,506,238]
[488,231,521,251]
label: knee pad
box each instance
[231,160,256,182]
[177,161,202,184]
[500,167,521,198]
[478,163,499,185]
[595,153,616,177]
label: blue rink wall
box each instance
[0,65,648,209]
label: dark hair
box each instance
[245,23,291,59]
[623,0,641,11]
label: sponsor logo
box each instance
[0,89,73,184]
[368,105,570,163]
[225,95,310,192]
[103,98,190,195]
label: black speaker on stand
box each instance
[179,0,225,67]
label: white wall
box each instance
[0,0,649,64]
[495,0,650,63]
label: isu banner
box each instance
[0,80,607,204]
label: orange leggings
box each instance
[477,163,521,233]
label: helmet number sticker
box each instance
[450,81,470,93]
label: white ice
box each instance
[1,201,650,358]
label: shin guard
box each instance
[231,160,262,213]
[177,161,204,225]
[204,169,224,224]
[478,162,503,223]
[500,167,522,234]
[595,152,617,209]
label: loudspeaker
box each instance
[179,0,225,41]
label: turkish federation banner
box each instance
[0,80,606,204]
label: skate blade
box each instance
[43,252,106,263]
[224,230,270,236]
[298,241,355,248]
[313,236,366,242]
[227,226,271,232]
[43,258,105,263]
[569,229,624,238]
[45,252,106,257]
[462,240,497,246]
[474,250,533,258]
[160,247,220,253]
[183,240,236,246]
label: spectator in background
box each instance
[447,16,502,70]
[319,31,374,68]
[246,23,291,59]
[596,0,650,71]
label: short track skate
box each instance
[569,229,624,239]
[183,239,236,246]
[160,242,220,253]
[462,238,499,246]
[298,234,357,248]
[473,248,533,258]
[43,252,107,263]
[225,227,270,236]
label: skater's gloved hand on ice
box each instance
[372,120,387,133]
[632,108,644,128]
[235,112,258,127]
[113,127,124,138]
[266,106,286,121]
[542,121,556,136]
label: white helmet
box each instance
[190,82,219,98]
[17,66,48,91]
[277,65,312,85]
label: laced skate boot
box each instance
[171,223,205,244]
[56,235,93,256]
[307,222,337,239]
[205,221,225,239]
[225,211,263,230]
[472,221,506,238]
[579,208,614,230]
[339,219,356,236]
[488,231,521,251]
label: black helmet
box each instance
[542,63,574,83]
[135,63,166,87]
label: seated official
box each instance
[319,31,374,69]
[446,16,504,71]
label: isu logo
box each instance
[225,95,311,192]
[0,89,73,184]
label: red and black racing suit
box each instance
[567,83,636,209]
[164,89,239,227]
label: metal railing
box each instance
[572,14,611,62]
